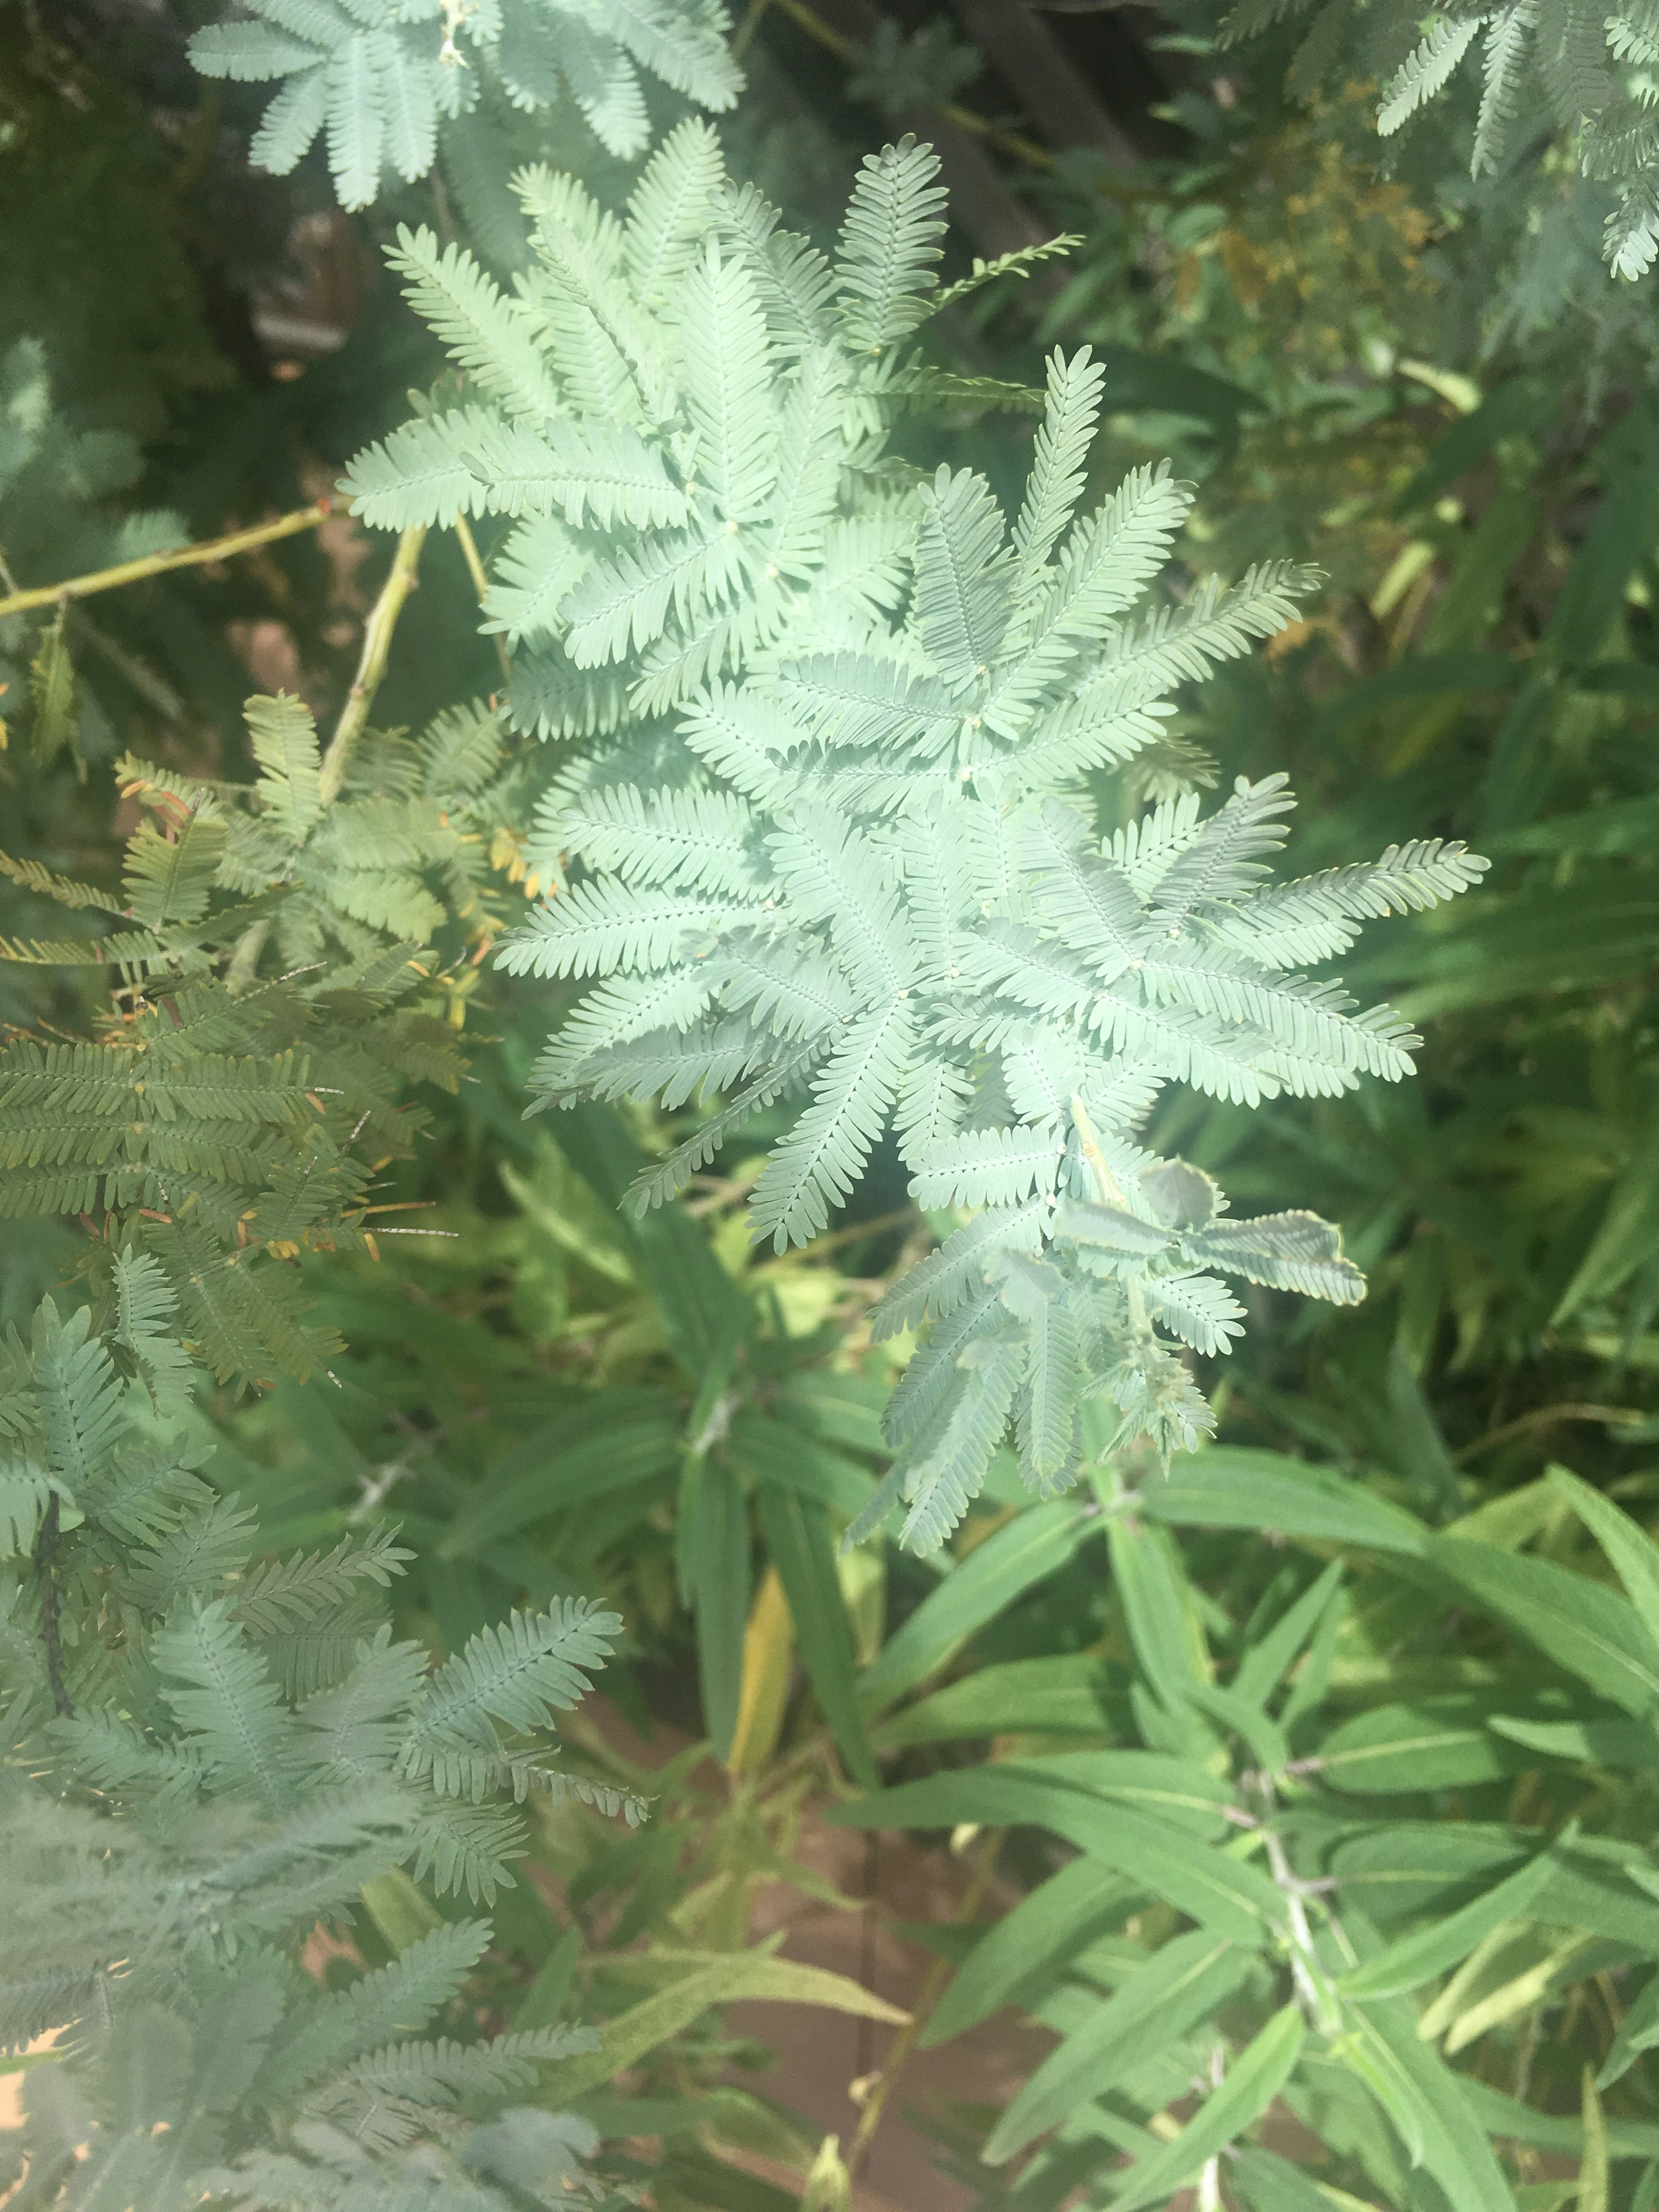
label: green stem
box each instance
[764,0,1054,169]
[453,513,511,682]
[1069,1090,1127,1207]
[0,499,333,621]
[318,525,427,807]
[732,0,773,57]
[845,1829,1003,2180]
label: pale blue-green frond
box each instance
[402,1601,620,1785]
[605,0,741,113]
[911,467,1012,690]
[681,242,777,522]
[768,803,922,999]
[869,1196,1049,1342]
[254,1920,491,2101]
[718,182,839,350]
[560,521,743,667]
[482,514,586,648]
[909,1123,1067,1212]
[1208,839,1488,967]
[1143,1270,1247,1357]
[894,1049,973,1163]
[526,968,716,1102]
[1020,801,1145,985]
[337,407,495,531]
[626,117,727,302]
[1378,12,1487,133]
[497,877,764,979]
[1013,346,1106,590]
[749,1000,914,1250]
[1183,1210,1367,1303]
[557,783,762,893]
[153,1598,305,1816]
[627,1033,826,1208]
[386,226,562,422]
[835,135,949,352]
[1147,772,1295,919]
[899,1332,1024,1550]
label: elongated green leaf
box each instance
[1233,1559,1345,1709]
[1107,1516,1208,1710]
[858,1502,1092,1711]
[985,1931,1252,2162]
[540,1954,906,2101]
[1460,2077,1659,2161]
[830,1778,1282,1941]
[1340,1844,1557,1999]
[1315,1694,1548,1794]
[1553,1118,1659,1325]
[1601,1969,1659,2089]
[1489,1710,1659,1767]
[1111,2003,1306,2212]
[872,1654,1126,1749]
[1431,1537,1659,1716]
[1545,1466,1659,1634]
[556,1103,748,1374]
[438,1397,680,1557]
[1339,1991,1521,2212]
[731,1411,875,1521]
[923,1855,1137,2047]
[1140,1449,1427,1556]
[755,1480,877,1788]
[1230,2147,1354,2212]
[690,1458,750,1763]
[1581,2068,1611,2212]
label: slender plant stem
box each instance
[846,1828,1003,2181]
[1069,1090,1128,1206]
[1454,1400,1643,1464]
[764,0,1054,169]
[318,525,427,805]
[732,0,774,57]
[452,513,511,682]
[34,1494,73,1718]
[0,499,334,621]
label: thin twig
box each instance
[318,524,427,806]
[764,0,1054,168]
[34,1494,73,1718]
[846,1828,1003,2181]
[1070,1091,1127,1206]
[0,500,333,621]
[453,513,511,681]
[732,0,774,56]
[1454,1401,1645,1464]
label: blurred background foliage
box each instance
[3,0,1659,2201]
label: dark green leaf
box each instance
[1110,2003,1306,2212]
[859,1502,1093,1711]
[985,1931,1253,2162]
[755,1480,877,1788]
[1139,1449,1427,1556]
[923,1854,1139,2046]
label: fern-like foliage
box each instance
[1217,0,1659,278]
[345,136,1486,1551]
[0,337,189,778]
[0,690,528,1388]
[0,1281,639,2209]
[188,0,740,208]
